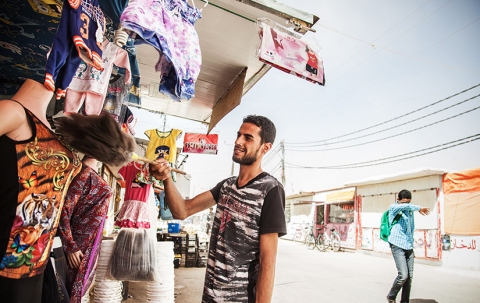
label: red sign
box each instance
[183,133,218,154]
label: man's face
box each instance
[398,198,411,204]
[232,122,265,166]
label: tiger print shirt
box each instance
[0,104,81,279]
[204,172,286,303]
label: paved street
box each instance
[128,239,480,302]
[273,239,480,303]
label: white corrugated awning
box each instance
[131,0,319,130]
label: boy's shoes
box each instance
[386,296,395,303]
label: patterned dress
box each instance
[204,172,287,303]
[115,163,152,228]
[58,164,112,303]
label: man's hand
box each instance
[419,207,431,216]
[149,158,172,181]
[67,250,84,268]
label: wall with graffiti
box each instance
[442,235,480,270]
[373,228,390,253]
[362,228,373,250]
[413,230,439,259]
[362,228,440,259]
[327,222,356,249]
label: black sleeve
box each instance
[259,185,287,237]
[209,179,228,202]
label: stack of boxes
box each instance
[171,234,186,267]
[159,224,209,268]
[185,234,198,267]
[197,237,208,267]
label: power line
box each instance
[285,104,480,152]
[327,0,432,77]
[285,134,480,169]
[268,161,282,175]
[287,94,480,151]
[285,83,480,145]
[323,1,480,87]
[262,144,282,166]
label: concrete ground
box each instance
[124,267,205,303]
[113,239,480,302]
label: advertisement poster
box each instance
[183,133,218,154]
[257,18,325,86]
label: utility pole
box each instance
[280,140,286,186]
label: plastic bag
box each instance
[105,228,158,281]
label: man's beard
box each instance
[232,146,261,166]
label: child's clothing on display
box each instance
[144,128,183,164]
[115,163,152,229]
[120,0,202,101]
[45,0,106,99]
[58,164,112,303]
[64,40,131,115]
[120,105,136,135]
[102,74,130,120]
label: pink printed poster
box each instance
[183,133,218,154]
[257,18,325,85]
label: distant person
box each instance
[150,115,286,303]
[386,189,431,303]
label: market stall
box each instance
[0,1,319,302]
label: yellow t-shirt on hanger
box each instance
[144,128,183,163]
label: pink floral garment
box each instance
[120,0,202,101]
[58,164,112,303]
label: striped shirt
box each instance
[205,172,286,303]
[388,202,421,250]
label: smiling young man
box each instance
[150,115,286,303]
[386,189,431,303]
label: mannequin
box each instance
[58,156,112,303]
[0,79,81,302]
[0,79,53,139]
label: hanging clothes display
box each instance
[119,105,136,135]
[120,0,202,101]
[97,0,142,105]
[64,40,131,116]
[44,0,106,99]
[256,18,325,86]
[122,38,142,105]
[115,163,153,229]
[144,128,183,163]
[102,74,131,121]
[58,164,113,303]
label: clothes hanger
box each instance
[200,0,208,12]
[191,0,208,12]
[113,26,129,47]
[159,113,172,134]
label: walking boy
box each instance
[387,189,431,303]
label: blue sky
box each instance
[132,0,480,195]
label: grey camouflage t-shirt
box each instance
[203,172,286,303]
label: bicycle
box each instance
[316,225,341,252]
[293,225,310,245]
[306,226,322,250]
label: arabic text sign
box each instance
[183,133,218,154]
